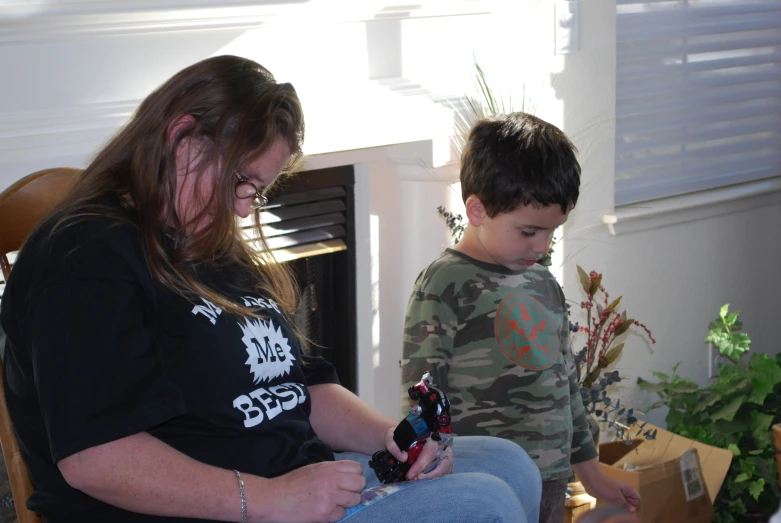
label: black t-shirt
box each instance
[0,207,339,522]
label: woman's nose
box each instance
[234,197,253,218]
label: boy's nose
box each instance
[532,238,550,255]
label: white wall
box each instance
[2,0,779,427]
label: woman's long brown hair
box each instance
[50,55,305,317]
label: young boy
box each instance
[400,112,641,523]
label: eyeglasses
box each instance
[234,171,268,210]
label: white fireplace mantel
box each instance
[0,0,493,42]
[0,0,488,189]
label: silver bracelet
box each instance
[233,470,248,523]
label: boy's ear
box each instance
[464,195,486,226]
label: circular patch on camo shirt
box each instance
[495,293,559,370]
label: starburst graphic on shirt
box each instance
[239,318,296,384]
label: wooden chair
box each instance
[0,168,81,523]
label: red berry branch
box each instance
[575,266,656,389]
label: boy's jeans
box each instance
[540,478,569,523]
[336,435,542,523]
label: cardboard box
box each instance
[565,493,596,523]
[598,423,733,523]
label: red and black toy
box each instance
[369,372,452,483]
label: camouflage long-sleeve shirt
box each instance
[401,249,597,481]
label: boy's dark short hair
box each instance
[460,112,581,216]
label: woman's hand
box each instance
[254,460,366,523]
[381,425,406,463]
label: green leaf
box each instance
[735,473,749,483]
[651,370,671,380]
[727,497,746,515]
[706,319,723,339]
[727,443,741,457]
[577,265,590,295]
[705,305,750,364]
[705,330,727,344]
[603,344,624,364]
[711,420,748,441]
[719,304,730,320]
[739,459,757,476]
[606,296,623,312]
[669,380,701,393]
[748,479,765,501]
[694,390,722,412]
[749,411,774,448]
[637,378,665,393]
[678,424,715,445]
[749,352,781,376]
[711,374,751,399]
[717,334,750,363]
[715,363,750,385]
[711,396,743,422]
[730,332,751,353]
[646,400,668,411]
[747,353,781,404]
[589,274,602,297]
[724,311,740,329]
[614,319,635,337]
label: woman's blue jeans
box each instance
[335,435,542,523]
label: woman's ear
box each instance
[167,114,197,174]
[464,195,486,227]
[166,114,196,148]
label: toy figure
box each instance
[369,372,452,483]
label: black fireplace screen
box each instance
[256,165,357,393]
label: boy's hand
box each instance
[587,476,641,513]
[573,458,641,512]
[414,439,453,480]
[382,427,453,480]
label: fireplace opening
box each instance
[245,165,357,393]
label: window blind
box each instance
[615,0,781,206]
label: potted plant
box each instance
[572,266,656,443]
[638,304,781,522]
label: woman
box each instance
[1,55,542,523]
